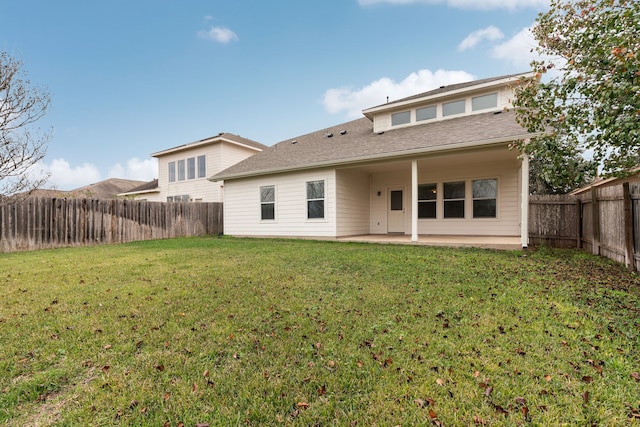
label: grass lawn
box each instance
[0,237,639,426]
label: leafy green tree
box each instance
[0,52,51,203]
[513,0,640,186]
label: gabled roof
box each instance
[151,132,267,157]
[211,110,531,181]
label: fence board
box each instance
[0,198,223,253]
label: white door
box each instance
[388,188,405,234]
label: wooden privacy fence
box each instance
[529,182,639,271]
[0,198,223,252]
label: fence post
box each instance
[576,198,582,249]
[623,182,636,271]
[591,186,600,255]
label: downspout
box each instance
[411,160,418,242]
[520,152,529,248]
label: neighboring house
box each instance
[119,133,267,202]
[28,178,148,199]
[211,73,536,248]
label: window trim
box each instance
[472,178,498,219]
[168,161,176,183]
[197,155,206,179]
[260,185,276,221]
[306,179,326,220]
[391,111,411,127]
[417,182,437,219]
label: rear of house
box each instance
[213,73,535,247]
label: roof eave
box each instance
[209,133,533,182]
[151,136,263,158]
[117,188,161,197]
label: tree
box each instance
[0,51,51,203]
[513,0,640,188]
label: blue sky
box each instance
[1,0,548,190]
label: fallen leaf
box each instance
[156,364,165,372]
[632,372,640,382]
[428,408,437,419]
[473,415,487,425]
[515,397,527,406]
[582,390,589,403]
[192,382,198,393]
[317,384,326,396]
[582,375,593,383]
[104,344,112,350]
[163,392,170,402]
[544,374,552,382]
[436,378,445,386]
[101,365,111,373]
[296,402,310,409]
[484,386,493,397]
[203,369,209,377]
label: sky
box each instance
[1,0,549,190]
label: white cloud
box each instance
[357,0,549,10]
[41,158,102,190]
[108,157,157,181]
[458,26,504,51]
[322,69,475,118]
[36,157,157,191]
[490,26,539,69]
[358,0,550,10]
[197,26,238,43]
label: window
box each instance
[418,183,437,219]
[177,160,185,181]
[260,185,275,220]
[197,155,206,178]
[167,195,190,203]
[472,93,498,111]
[473,179,497,218]
[443,100,465,116]
[391,111,411,126]
[306,180,325,219]
[416,106,437,122]
[168,161,176,183]
[187,157,196,180]
[443,181,465,218]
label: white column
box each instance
[520,153,529,248]
[411,160,418,242]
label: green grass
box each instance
[0,237,638,426]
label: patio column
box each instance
[521,153,529,248]
[411,160,418,242]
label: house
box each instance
[29,178,148,199]
[119,133,267,202]
[211,72,536,248]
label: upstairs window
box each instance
[418,183,437,219]
[197,155,206,178]
[306,180,325,219]
[187,157,196,180]
[472,179,497,218]
[443,100,465,117]
[472,93,498,111]
[416,106,437,122]
[443,181,465,218]
[177,160,185,181]
[391,111,411,126]
[168,161,176,183]
[260,185,275,220]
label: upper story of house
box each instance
[362,73,532,134]
[121,132,267,202]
